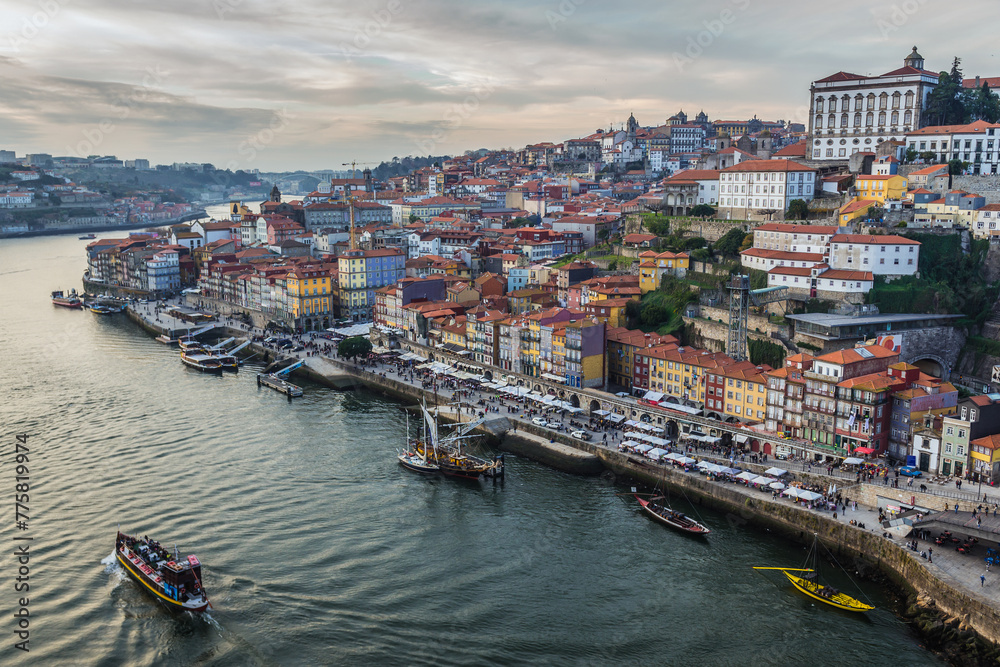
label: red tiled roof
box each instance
[814,71,866,83]
[830,234,920,245]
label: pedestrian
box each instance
[982,574,987,587]
[928,547,933,563]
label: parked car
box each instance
[898,466,922,477]
[546,422,563,431]
[571,430,591,440]
[532,417,548,427]
[775,453,789,461]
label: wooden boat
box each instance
[635,495,711,535]
[753,535,874,613]
[51,289,83,309]
[115,531,209,612]
[180,352,223,373]
[79,233,97,239]
[209,353,239,371]
[178,337,206,352]
[398,411,440,474]
[155,334,179,345]
[90,303,117,315]
[410,403,499,479]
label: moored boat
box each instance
[178,336,206,352]
[409,403,499,479]
[52,289,83,309]
[753,534,874,613]
[90,303,117,315]
[398,450,441,474]
[180,352,224,372]
[79,233,97,240]
[115,531,209,612]
[209,353,239,371]
[635,495,711,535]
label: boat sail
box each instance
[753,534,874,613]
[398,403,440,474]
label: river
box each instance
[0,233,942,665]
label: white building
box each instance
[0,191,34,208]
[973,203,1000,239]
[808,47,938,162]
[717,160,817,220]
[146,249,180,292]
[826,234,920,277]
[907,120,1000,175]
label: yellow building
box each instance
[855,174,907,204]
[440,317,468,350]
[971,434,1000,483]
[839,198,879,225]
[638,251,690,293]
[924,196,980,228]
[585,297,631,328]
[720,363,769,423]
[287,267,333,330]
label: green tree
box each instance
[904,148,918,163]
[607,259,618,271]
[682,237,707,250]
[338,336,373,360]
[690,204,716,218]
[713,227,747,257]
[748,338,786,369]
[925,59,966,126]
[786,199,809,220]
[964,82,1000,122]
[690,248,711,262]
[408,214,420,223]
[919,151,936,162]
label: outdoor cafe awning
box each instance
[643,391,664,402]
[853,447,876,455]
[764,467,788,477]
[842,457,865,466]
[594,409,610,416]
[734,434,749,444]
[608,414,626,424]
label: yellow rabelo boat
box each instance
[753,567,874,612]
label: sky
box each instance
[0,0,996,172]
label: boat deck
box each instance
[257,373,303,397]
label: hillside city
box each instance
[16,46,1000,484]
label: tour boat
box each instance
[635,495,711,535]
[90,303,118,315]
[754,535,874,613]
[178,337,206,352]
[180,352,224,373]
[79,233,97,240]
[211,353,239,370]
[51,289,83,309]
[115,531,210,612]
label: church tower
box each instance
[269,184,281,202]
[904,46,925,70]
[757,128,773,159]
[716,130,731,152]
[626,112,639,141]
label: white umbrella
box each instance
[769,481,786,490]
[752,476,777,485]
[735,471,758,482]
[797,490,823,501]
[782,488,801,498]
[764,467,788,477]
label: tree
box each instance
[338,336,373,360]
[682,237,707,250]
[509,216,531,227]
[919,151,936,162]
[713,227,747,257]
[948,158,969,189]
[787,199,809,220]
[904,148,918,163]
[690,204,716,218]
[408,214,420,223]
[607,259,618,271]
[755,208,779,221]
[964,82,1000,123]
[925,60,966,126]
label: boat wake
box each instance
[199,611,223,631]
[102,551,127,585]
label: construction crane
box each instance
[726,275,789,362]
[342,161,377,250]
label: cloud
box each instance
[0,0,995,169]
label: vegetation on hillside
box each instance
[866,234,999,328]
[748,338,786,369]
[624,276,698,336]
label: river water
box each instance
[0,233,942,666]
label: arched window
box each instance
[905,91,915,108]
[903,110,912,126]
[854,113,862,127]
[867,93,876,110]
[892,91,901,109]
[878,111,886,126]
[855,94,864,111]
[866,112,874,126]
[815,98,825,113]
[842,94,851,110]
[815,115,823,129]
[879,93,888,109]
[841,114,849,128]
[890,111,899,126]
[828,114,836,128]
[828,97,837,112]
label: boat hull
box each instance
[180,356,223,373]
[783,571,873,612]
[52,299,83,309]
[115,549,209,613]
[636,497,710,535]
[398,453,440,474]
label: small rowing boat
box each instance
[635,495,711,535]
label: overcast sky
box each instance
[0,0,996,171]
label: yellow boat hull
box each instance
[783,571,873,612]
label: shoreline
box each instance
[0,210,206,240]
[116,300,1000,662]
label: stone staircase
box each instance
[770,330,801,355]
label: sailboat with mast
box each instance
[405,401,500,479]
[753,534,874,613]
[398,403,441,474]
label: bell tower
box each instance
[904,46,924,70]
